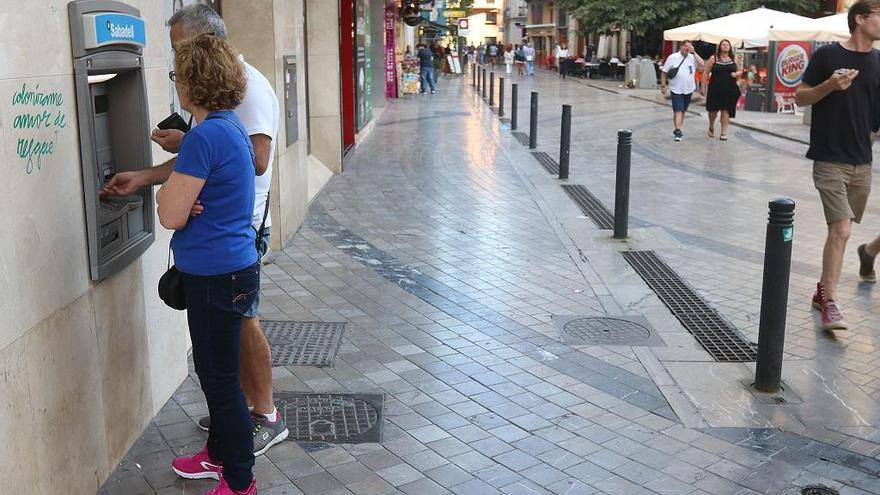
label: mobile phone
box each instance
[156,112,191,132]
[835,68,849,75]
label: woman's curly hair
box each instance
[174,34,246,111]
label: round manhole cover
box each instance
[563,317,652,345]
[283,394,380,443]
[801,487,839,495]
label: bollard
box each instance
[482,68,487,99]
[613,130,632,239]
[529,92,538,149]
[490,72,495,106]
[754,199,796,393]
[499,77,505,117]
[511,84,519,130]
[473,64,477,88]
[559,105,571,180]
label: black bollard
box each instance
[529,92,538,149]
[473,64,477,87]
[754,199,796,393]
[499,77,505,117]
[482,68,487,98]
[559,105,571,180]
[613,130,632,239]
[511,84,519,130]
[490,72,495,106]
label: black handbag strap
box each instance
[206,113,271,240]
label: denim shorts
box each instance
[243,228,269,319]
[670,92,692,113]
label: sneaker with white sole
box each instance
[251,412,289,456]
[821,300,848,331]
[196,412,288,457]
[172,445,221,480]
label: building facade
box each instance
[524,0,571,64]
[0,0,387,492]
[504,0,527,45]
[463,0,504,47]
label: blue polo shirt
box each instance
[171,111,257,276]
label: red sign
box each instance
[774,41,811,103]
[384,2,398,98]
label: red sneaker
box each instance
[821,300,848,331]
[206,475,257,495]
[811,282,826,311]
[172,445,221,480]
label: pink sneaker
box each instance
[206,475,257,495]
[172,445,222,480]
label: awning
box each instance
[664,7,812,48]
[769,13,848,42]
[420,19,448,33]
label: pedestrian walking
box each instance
[701,39,741,140]
[477,42,485,65]
[524,42,535,76]
[504,44,514,75]
[796,0,880,330]
[417,43,436,94]
[488,43,499,66]
[555,42,569,75]
[660,40,704,142]
[515,45,526,76]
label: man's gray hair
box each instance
[168,5,227,39]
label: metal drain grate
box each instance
[532,152,560,175]
[261,320,345,367]
[800,487,839,495]
[557,316,664,346]
[621,251,756,362]
[512,131,530,146]
[561,185,614,229]
[276,392,383,444]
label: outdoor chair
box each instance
[775,94,796,114]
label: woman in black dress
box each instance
[701,39,742,141]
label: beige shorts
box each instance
[813,161,872,224]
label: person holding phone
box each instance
[797,0,880,331]
[660,40,705,142]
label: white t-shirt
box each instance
[661,52,697,95]
[236,59,280,229]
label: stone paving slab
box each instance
[99,72,880,495]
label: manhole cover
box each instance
[801,486,839,495]
[261,320,345,367]
[276,392,384,444]
[555,316,665,346]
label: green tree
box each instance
[558,0,821,36]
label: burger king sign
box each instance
[774,41,812,106]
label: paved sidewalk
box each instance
[100,71,880,495]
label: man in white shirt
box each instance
[101,5,287,468]
[660,40,705,141]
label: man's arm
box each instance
[692,52,705,71]
[796,70,858,106]
[250,134,273,176]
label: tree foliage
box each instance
[557,0,821,36]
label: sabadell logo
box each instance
[776,44,808,88]
[106,20,135,39]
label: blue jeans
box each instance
[420,67,435,92]
[527,61,534,75]
[183,263,260,490]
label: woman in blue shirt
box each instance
[157,34,259,495]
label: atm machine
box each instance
[68,0,154,281]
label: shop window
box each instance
[486,12,497,25]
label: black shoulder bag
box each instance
[158,114,260,310]
[667,54,689,80]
